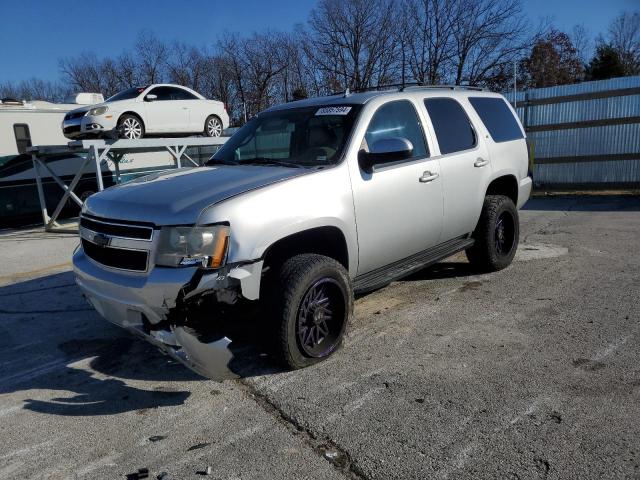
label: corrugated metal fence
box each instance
[505,76,640,189]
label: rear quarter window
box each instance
[468,97,524,143]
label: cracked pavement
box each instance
[1,195,639,479]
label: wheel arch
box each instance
[261,226,350,273]
[485,174,518,205]
[118,111,145,128]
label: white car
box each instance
[62,84,230,140]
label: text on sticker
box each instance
[316,106,352,116]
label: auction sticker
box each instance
[316,106,352,116]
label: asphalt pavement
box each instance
[1,195,639,479]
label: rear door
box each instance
[350,99,443,275]
[422,97,491,241]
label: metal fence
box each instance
[505,76,640,190]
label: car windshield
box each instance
[208,105,361,168]
[106,86,149,102]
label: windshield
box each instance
[106,86,148,103]
[208,105,361,168]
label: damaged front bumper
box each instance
[73,247,263,380]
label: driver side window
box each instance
[148,87,173,101]
[364,100,428,160]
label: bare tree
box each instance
[571,24,592,66]
[450,0,529,87]
[402,0,455,85]
[135,30,168,84]
[607,11,640,75]
[59,52,107,94]
[0,79,69,102]
[306,0,399,91]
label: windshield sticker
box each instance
[316,106,352,116]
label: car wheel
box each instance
[268,254,353,369]
[118,114,144,140]
[466,195,519,272]
[204,115,223,137]
[79,190,95,203]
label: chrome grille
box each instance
[79,215,154,272]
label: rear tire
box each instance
[466,195,519,272]
[267,254,353,370]
[204,115,223,137]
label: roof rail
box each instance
[330,82,486,96]
[400,84,486,92]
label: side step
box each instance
[353,236,474,294]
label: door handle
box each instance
[419,171,439,183]
[182,107,189,110]
[474,158,489,168]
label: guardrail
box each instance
[28,137,227,232]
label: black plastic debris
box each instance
[126,468,150,480]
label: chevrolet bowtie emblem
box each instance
[93,233,110,247]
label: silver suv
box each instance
[73,86,532,379]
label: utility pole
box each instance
[514,60,517,109]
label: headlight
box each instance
[87,106,108,116]
[156,225,230,268]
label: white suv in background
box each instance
[62,84,230,140]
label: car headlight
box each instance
[87,106,108,116]
[156,225,230,268]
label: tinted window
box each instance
[148,87,173,101]
[149,87,197,101]
[364,100,428,160]
[106,86,148,102]
[13,124,31,154]
[424,98,476,155]
[172,88,198,100]
[469,97,524,143]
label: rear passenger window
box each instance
[424,98,476,155]
[365,100,428,160]
[469,97,524,143]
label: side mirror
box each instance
[145,94,157,102]
[359,137,413,173]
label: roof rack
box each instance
[332,82,486,97]
[401,84,485,92]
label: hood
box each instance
[67,99,129,116]
[65,105,91,117]
[84,165,307,225]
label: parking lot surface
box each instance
[1,195,639,480]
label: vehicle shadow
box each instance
[523,194,640,212]
[402,260,476,282]
[1,258,482,417]
[0,271,281,417]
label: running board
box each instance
[353,236,474,294]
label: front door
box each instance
[143,86,190,133]
[349,99,443,275]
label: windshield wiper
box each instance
[240,158,304,168]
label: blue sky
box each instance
[0,0,637,84]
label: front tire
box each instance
[117,114,144,140]
[466,195,519,272]
[269,254,353,369]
